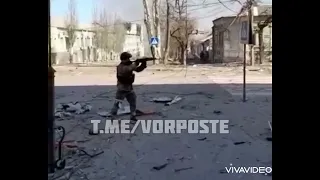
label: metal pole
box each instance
[48,0,56,173]
[248,1,254,66]
[184,0,188,66]
[211,24,215,62]
[243,44,246,102]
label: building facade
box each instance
[50,17,145,65]
[211,5,272,64]
[50,26,95,64]
[122,23,144,58]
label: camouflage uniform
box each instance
[110,52,147,121]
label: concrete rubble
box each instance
[55,102,92,119]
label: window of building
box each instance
[77,37,80,47]
[218,31,224,46]
[124,22,132,32]
[136,24,141,36]
[86,37,90,47]
[224,30,230,41]
[81,37,84,47]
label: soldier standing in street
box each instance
[110,52,148,122]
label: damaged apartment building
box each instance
[50,17,144,65]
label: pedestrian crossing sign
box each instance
[150,37,159,45]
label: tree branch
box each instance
[170,27,180,36]
[258,16,272,29]
[171,34,183,46]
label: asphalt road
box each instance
[50,66,272,180]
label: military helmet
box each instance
[120,52,132,61]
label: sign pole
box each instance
[240,4,254,102]
[150,36,159,64]
[243,44,246,102]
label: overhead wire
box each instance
[217,0,239,13]
[147,2,239,77]
[144,2,232,74]
[87,0,237,28]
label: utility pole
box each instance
[48,0,56,173]
[240,0,255,102]
[248,0,254,66]
[164,0,170,64]
[184,0,188,66]
[212,24,215,63]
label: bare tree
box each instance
[153,0,162,60]
[163,0,171,64]
[92,4,127,61]
[142,0,156,64]
[257,14,272,64]
[64,0,78,64]
[170,0,197,65]
[113,17,127,53]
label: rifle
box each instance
[131,57,157,63]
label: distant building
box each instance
[49,17,145,65]
[122,23,144,58]
[50,17,95,65]
[211,5,272,64]
[190,33,213,61]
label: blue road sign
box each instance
[150,37,159,45]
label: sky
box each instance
[51,0,272,31]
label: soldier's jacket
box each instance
[116,61,146,91]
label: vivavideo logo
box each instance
[224,164,272,175]
[90,120,229,134]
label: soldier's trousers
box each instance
[110,90,137,118]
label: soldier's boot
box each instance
[130,112,138,124]
[130,115,137,122]
[109,111,118,123]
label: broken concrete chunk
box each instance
[54,112,72,118]
[165,96,182,106]
[213,110,222,114]
[55,112,63,118]
[174,167,193,172]
[198,137,207,141]
[268,121,272,131]
[234,141,246,145]
[190,113,202,117]
[66,103,82,112]
[55,102,91,116]
[83,104,92,111]
[152,163,168,171]
[97,111,110,117]
[56,104,63,110]
[152,97,172,103]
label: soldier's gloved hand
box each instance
[140,60,147,68]
[134,60,141,66]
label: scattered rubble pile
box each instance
[96,96,182,118]
[55,102,92,118]
[151,96,182,106]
